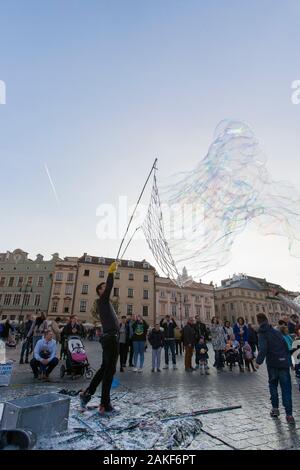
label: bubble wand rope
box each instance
[116,158,158,261]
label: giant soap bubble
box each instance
[142,120,300,286]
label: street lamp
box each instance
[175,292,183,327]
[18,283,33,323]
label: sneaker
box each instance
[157,368,161,372]
[151,368,155,372]
[138,368,143,373]
[286,415,296,425]
[25,359,29,364]
[205,370,210,375]
[270,408,280,418]
[132,368,138,372]
[79,391,92,411]
[163,365,169,369]
[19,360,24,365]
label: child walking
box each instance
[243,341,257,372]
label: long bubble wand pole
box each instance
[116,158,158,261]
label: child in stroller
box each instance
[225,335,244,372]
[60,336,93,380]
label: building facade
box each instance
[155,277,215,325]
[214,273,299,325]
[0,249,57,321]
[48,257,79,320]
[73,254,156,324]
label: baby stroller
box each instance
[225,348,240,370]
[60,336,94,380]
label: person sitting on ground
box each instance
[30,330,58,381]
[148,323,164,372]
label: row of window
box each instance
[80,285,149,299]
[219,290,266,299]
[0,293,41,307]
[159,291,211,303]
[160,303,209,318]
[217,302,286,313]
[50,299,71,314]
[82,270,149,282]
[55,272,75,282]
[53,284,74,296]
[0,276,45,288]
[76,301,149,316]
[84,257,150,270]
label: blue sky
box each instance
[1,0,300,290]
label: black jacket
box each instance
[194,321,209,341]
[148,329,164,350]
[62,322,83,339]
[160,318,177,340]
[256,321,291,369]
[248,327,258,346]
[97,273,119,335]
[183,324,196,347]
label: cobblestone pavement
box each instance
[2,341,300,450]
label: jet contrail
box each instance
[44,163,60,204]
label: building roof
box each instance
[156,276,214,290]
[78,254,156,271]
[217,274,289,293]
[217,278,264,291]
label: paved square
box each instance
[1,341,300,450]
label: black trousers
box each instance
[86,335,119,407]
[127,339,134,366]
[30,357,59,377]
[119,343,128,368]
[175,340,182,355]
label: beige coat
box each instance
[50,320,61,342]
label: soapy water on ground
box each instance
[0,384,240,450]
[37,387,205,450]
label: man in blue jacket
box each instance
[255,313,295,425]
